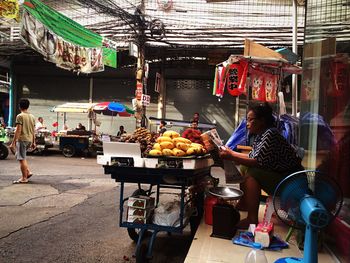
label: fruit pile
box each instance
[119,127,157,156]
[148,130,207,157]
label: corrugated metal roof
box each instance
[1,0,305,58]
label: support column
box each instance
[8,60,17,127]
[292,0,298,116]
[88,77,93,131]
[157,58,166,119]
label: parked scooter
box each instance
[0,126,9,160]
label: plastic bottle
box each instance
[244,242,268,263]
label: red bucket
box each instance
[204,195,219,225]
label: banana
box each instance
[172,148,186,157]
[163,130,180,139]
[156,136,173,143]
[162,148,173,156]
[176,142,190,152]
[149,149,162,156]
[160,141,175,149]
[186,147,198,155]
[190,143,204,148]
[173,137,192,145]
[153,143,161,151]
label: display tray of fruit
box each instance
[144,153,211,159]
[147,130,208,158]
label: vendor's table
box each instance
[103,165,212,263]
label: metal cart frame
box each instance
[103,165,212,262]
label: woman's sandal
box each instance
[13,179,29,184]
[27,174,33,179]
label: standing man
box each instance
[9,98,36,184]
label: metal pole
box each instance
[292,0,298,116]
[8,61,15,127]
[89,77,93,103]
[235,97,239,127]
[88,77,93,131]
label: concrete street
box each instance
[0,151,214,263]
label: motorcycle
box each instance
[0,126,9,160]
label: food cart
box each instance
[100,141,216,262]
[51,103,102,157]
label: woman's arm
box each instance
[219,146,258,167]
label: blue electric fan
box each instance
[272,170,343,263]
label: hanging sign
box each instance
[136,82,143,100]
[0,0,19,19]
[141,94,151,106]
[129,42,139,58]
[155,72,161,93]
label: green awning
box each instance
[23,0,117,68]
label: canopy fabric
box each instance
[229,55,302,75]
[93,102,134,117]
[51,103,96,113]
[23,0,117,68]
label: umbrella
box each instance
[93,102,134,117]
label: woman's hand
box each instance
[219,146,235,161]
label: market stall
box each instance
[51,102,102,157]
[99,130,217,262]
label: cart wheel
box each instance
[62,144,75,158]
[0,144,9,160]
[136,242,149,263]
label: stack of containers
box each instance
[127,195,155,224]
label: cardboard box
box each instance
[254,222,274,247]
[127,195,155,209]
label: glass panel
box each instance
[302,1,350,262]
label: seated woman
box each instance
[219,102,303,229]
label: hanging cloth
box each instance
[301,69,317,101]
[250,67,266,101]
[330,60,348,97]
[216,62,229,98]
[263,72,278,102]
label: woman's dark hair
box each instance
[160,120,167,125]
[248,102,275,127]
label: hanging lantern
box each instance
[226,62,248,97]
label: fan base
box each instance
[275,257,302,263]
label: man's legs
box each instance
[19,159,30,181]
[13,141,31,183]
